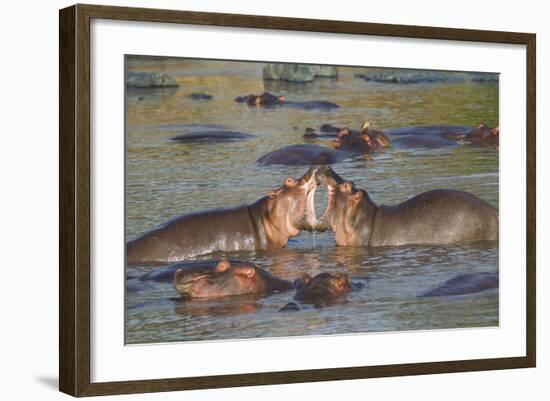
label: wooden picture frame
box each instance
[59,3,536,397]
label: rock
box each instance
[354,70,464,84]
[126,71,179,88]
[469,73,499,83]
[263,63,338,82]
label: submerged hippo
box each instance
[189,93,213,100]
[306,123,458,149]
[420,272,498,297]
[333,123,390,152]
[235,91,339,111]
[314,166,498,246]
[173,259,294,299]
[461,123,499,147]
[280,272,362,310]
[303,124,341,139]
[259,123,388,166]
[304,122,390,150]
[126,168,318,265]
[170,130,255,143]
[387,123,498,148]
[257,144,350,166]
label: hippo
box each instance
[279,272,363,310]
[259,123,389,166]
[386,124,498,148]
[257,144,350,166]
[333,123,390,152]
[305,123,457,149]
[189,93,213,100]
[126,167,318,265]
[235,91,339,111]
[294,272,354,305]
[303,124,341,139]
[419,272,498,297]
[314,166,498,246]
[173,259,294,300]
[463,124,499,147]
[283,101,340,111]
[235,92,285,107]
[170,130,254,143]
[306,123,492,149]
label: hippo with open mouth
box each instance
[173,259,294,299]
[313,166,498,246]
[126,167,319,265]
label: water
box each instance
[125,57,499,344]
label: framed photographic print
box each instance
[59,4,536,397]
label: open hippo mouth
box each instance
[305,174,319,229]
[308,165,344,232]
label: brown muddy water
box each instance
[125,56,499,344]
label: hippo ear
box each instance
[173,268,185,284]
[284,177,297,188]
[300,273,312,285]
[339,182,353,193]
[361,132,372,141]
[278,95,286,102]
[490,127,499,137]
[337,128,350,138]
[235,266,256,278]
[215,260,231,273]
[338,274,351,285]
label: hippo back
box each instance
[126,206,262,265]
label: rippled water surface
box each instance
[125,57,499,344]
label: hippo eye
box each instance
[269,188,282,198]
[349,191,363,202]
[338,182,353,193]
[284,177,297,187]
[337,128,350,138]
[214,260,231,273]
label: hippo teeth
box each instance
[306,182,317,225]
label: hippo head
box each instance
[333,127,370,152]
[294,272,353,305]
[332,123,390,152]
[467,123,499,146]
[313,166,375,245]
[485,126,499,146]
[235,92,285,107]
[173,260,267,299]
[263,167,319,243]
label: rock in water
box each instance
[263,63,338,82]
[126,71,179,88]
[354,70,463,84]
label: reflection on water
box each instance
[125,57,499,344]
